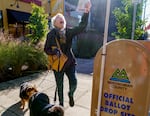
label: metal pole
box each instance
[143,0,147,29]
[63,0,65,15]
[131,3,137,40]
[48,0,51,29]
[48,0,51,16]
[96,0,111,115]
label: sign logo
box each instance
[108,68,133,90]
[110,68,130,83]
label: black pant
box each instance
[54,65,77,106]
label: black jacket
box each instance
[44,13,89,68]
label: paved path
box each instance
[0,58,94,116]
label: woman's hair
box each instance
[51,13,66,30]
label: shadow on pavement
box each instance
[0,58,94,92]
[1,101,28,116]
[0,73,43,91]
[76,58,94,75]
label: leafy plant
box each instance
[112,0,146,40]
[26,3,48,44]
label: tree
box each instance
[112,0,146,40]
[26,3,48,44]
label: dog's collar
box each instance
[42,104,54,112]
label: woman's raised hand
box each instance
[84,1,92,13]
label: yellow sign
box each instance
[91,40,150,116]
[50,0,64,17]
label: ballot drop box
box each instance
[91,40,150,116]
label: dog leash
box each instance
[38,70,50,87]
[54,87,57,104]
[38,70,58,104]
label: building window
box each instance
[7,9,31,37]
[0,10,3,29]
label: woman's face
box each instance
[54,16,65,30]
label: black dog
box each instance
[19,82,64,116]
[29,92,64,116]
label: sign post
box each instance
[131,0,142,40]
[96,0,111,115]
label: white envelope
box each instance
[76,0,90,12]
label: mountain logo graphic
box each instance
[110,68,130,83]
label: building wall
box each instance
[0,0,52,37]
[0,0,65,33]
[0,0,33,31]
[64,0,121,38]
[41,0,50,16]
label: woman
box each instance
[44,1,91,107]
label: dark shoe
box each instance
[59,102,64,107]
[69,96,74,107]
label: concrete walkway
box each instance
[0,58,94,116]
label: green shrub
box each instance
[112,0,145,40]
[0,40,48,82]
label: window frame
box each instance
[0,10,3,28]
